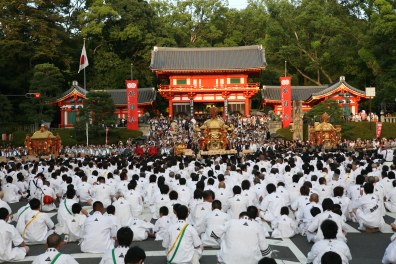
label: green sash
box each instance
[50,252,62,264]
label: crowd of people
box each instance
[0,133,394,263]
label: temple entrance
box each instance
[194,102,224,123]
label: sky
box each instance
[228,0,248,9]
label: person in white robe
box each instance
[125,181,143,217]
[352,182,386,231]
[113,193,133,229]
[32,234,78,264]
[18,198,54,245]
[217,207,271,264]
[225,186,249,219]
[40,181,57,212]
[80,201,117,253]
[64,203,88,242]
[3,176,21,203]
[127,215,154,241]
[191,190,214,235]
[56,188,78,234]
[385,180,396,213]
[201,200,230,247]
[308,198,347,242]
[259,183,286,225]
[100,227,133,264]
[154,206,172,241]
[162,205,202,264]
[306,219,352,264]
[76,175,93,204]
[382,235,396,264]
[90,177,113,208]
[271,207,297,239]
[0,207,29,263]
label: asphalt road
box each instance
[8,201,393,264]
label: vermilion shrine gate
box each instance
[150,45,267,118]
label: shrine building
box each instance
[56,81,156,128]
[150,45,267,118]
[261,76,370,116]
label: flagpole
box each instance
[83,38,87,90]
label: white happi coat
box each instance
[0,219,27,263]
[162,220,202,264]
[99,246,129,264]
[127,218,154,241]
[32,248,78,264]
[20,210,54,245]
[271,214,297,239]
[201,209,230,247]
[383,238,396,264]
[354,193,385,228]
[306,239,352,264]
[80,211,116,253]
[217,216,271,264]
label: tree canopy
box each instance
[0,0,395,125]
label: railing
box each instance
[383,116,396,123]
[158,83,260,92]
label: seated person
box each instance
[307,219,352,264]
[154,206,172,241]
[32,233,78,264]
[0,207,29,263]
[100,227,133,264]
[18,198,54,245]
[64,203,88,242]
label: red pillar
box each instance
[169,100,173,118]
[60,108,64,128]
[245,98,250,117]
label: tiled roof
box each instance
[262,77,367,102]
[261,86,326,101]
[103,88,157,105]
[59,83,87,98]
[150,45,267,71]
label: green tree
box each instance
[0,94,13,123]
[18,63,65,125]
[77,91,117,128]
[304,100,344,124]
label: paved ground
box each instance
[9,201,393,264]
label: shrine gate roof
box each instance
[57,82,156,105]
[150,45,267,72]
[261,77,368,102]
[105,88,157,105]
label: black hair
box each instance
[176,205,188,220]
[117,227,133,247]
[124,246,146,264]
[159,206,169,216]
[107,205,115,215]
[72,203,82,214]
[321,219,338,239]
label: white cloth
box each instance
[64,214,86,242]
[99,246,129,264]
[354,193,385,229]
[80,211,116,253]
[271,215,297,238]
[154,215,172,241]
[19,210,54,245]
[0,219,26,263]
[201,209,230,247]
[306,239,352,264]
[162,220,201,264]
[127,218,154,241]
[32,248,78,264]
[217,217,271,264]
[383,238,396,264]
